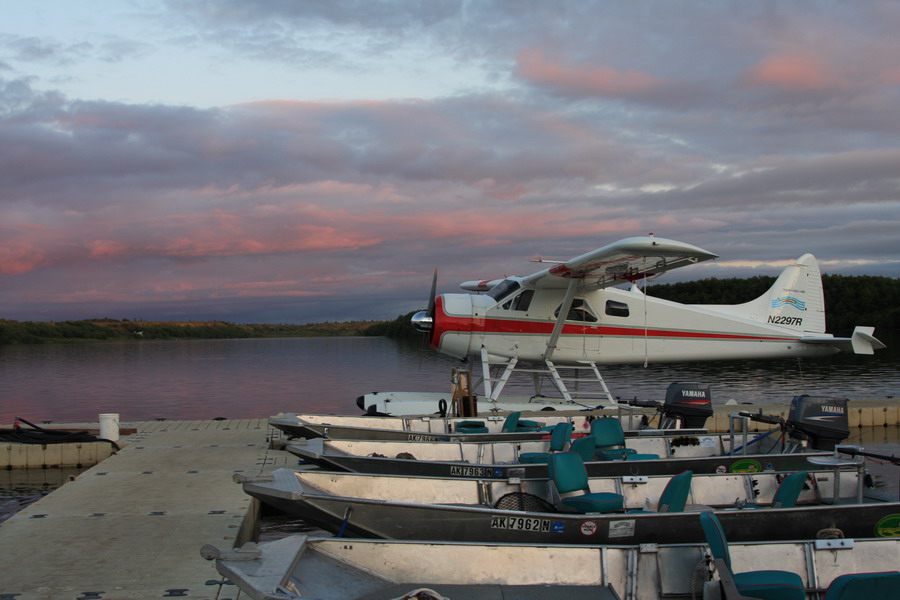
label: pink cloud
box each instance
[0,248,47,274]
[514,47,666,98]
[87,239,129,258]
[743,53,847,92]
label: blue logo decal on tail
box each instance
[771,296,806,311]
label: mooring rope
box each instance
[816,527,845,539]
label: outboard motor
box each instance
[661,382,713,429]
[786,395,850,450]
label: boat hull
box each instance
[208,535,900,600]
[242,468,897,546]
[289,437,838,478]
[356,391,596,416]
[246,485,900,545]
[270,414,564,442]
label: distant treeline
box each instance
[648,274,900,334]
[365,274,900,338]
[0,318,381,345]
[3,274,895,345]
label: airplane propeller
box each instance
[411,268,438,339]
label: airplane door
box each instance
[553,298,601,359]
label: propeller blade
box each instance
[411,268,439,337]
[427,268,438,317]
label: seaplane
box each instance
[359,235,885,417]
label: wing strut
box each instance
[544,278,580,361]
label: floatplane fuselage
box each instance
[411,236,884,406]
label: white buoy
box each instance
[99,413,120,441]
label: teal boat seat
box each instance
[732,471,808,510]
[699,511,805,600]
[770,471,808,508]
[570,436,597,462]
[499,411,543,433]
[625,453,660,461]
[629,470,693,513]
[520,422,573,464]
[455,420,488,434]
[591,419,636,460]
[501,412,522,432]
[824,571,900,599]
[549,451,624,513]
[517,418,543,431]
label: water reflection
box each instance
[0,332,896,424]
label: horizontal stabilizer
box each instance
[851,326,886,355]
[800,326,885,355]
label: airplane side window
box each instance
[554,299,597,322]
[512,289,534,311]
[502,289,534,311]
[487,279,520,302]
[606,300,629,318]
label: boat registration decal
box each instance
[729,459,762,473]
[609,519,636,538]
[491,516,551,532]
[875,514,900,537]
[406,434,441,442]
[449,466,492,478]
[580,521,598,536]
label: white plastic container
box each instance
[99,413,120,442]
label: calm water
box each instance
[2,335,897,524]
[1,333,898,424]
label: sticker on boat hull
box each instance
[490,516,551,532]
[406,434,442,442]
[609,519,636,538]
[875,514,900,537]
[449,465,492,478]
[729,459,763,473]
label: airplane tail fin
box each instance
[760,253,826,334]
[703,254,827,334]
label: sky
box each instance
[2,0,899,324]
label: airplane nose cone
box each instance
[411,310,433,333]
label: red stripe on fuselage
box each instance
[433,306,798,345]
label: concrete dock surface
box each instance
[0,419,292,600]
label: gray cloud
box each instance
[1,2,898,323]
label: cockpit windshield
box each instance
[486,279,521,302]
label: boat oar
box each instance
[837,446,900,465]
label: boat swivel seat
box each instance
[549,451,624,513]
[823,571,900,599]
[699,511,805,600]
[590,418,637,460]
[455,420,489,434]
[628,470,693,513]
[519,422,574,464]
[570,435,597,462]
[733,471,808,510]
[501,411,543,433]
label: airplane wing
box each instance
[522,236,718,289]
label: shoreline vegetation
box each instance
[0,318,384,345]
[2,274,897,345]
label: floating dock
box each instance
[4,399,898,470]
[0,419,293,600]
[1,401,897,599]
